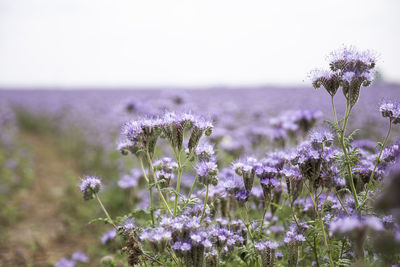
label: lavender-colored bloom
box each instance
[220,168,243,194]
[380,99,400,123]
[234,189,250,203]
[101,229,117,244]
[284,224,307,244]
[54,258,76,267]
[232,157,258,191]
[255,240,279,252]
[195,143,215,160]
[308,128,334,147]
[122,218,136,230]
[309,69,341,96]
[180,242,192,251]
[195,161,218,185]
[118,168,142,189]
[329,215,384,235]
[79,175,102,200]
[71,251,89,263]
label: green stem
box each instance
[340,101,359,207]
[308,191,335,267]
[139,158,155,226]
[201,183,209,222]
[174,152,183,216]
[361,119,392,206]
[258,203,268,236]
[95,193,117,229]
[334,189,349,216]
[331,95,338,124]
[188,174,198,199]
[145,151,173,216]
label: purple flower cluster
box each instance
[194,143,215,161]
[255,240,279,267]
[380,100,400,124]
[270,110,323,138]
[79,175,102,200]
[118,168,143,189]
[153,157,178,188]
[118,112,213,158]
[284,223,307,244]
[101,229,117,244]
[329,215,384,235]
[195,161,218,185]
[55,251,89,267]
[312,46,376,106]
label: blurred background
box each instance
[0,0,399,266]
[1,0,400,88]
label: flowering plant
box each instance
[80,47,400,266]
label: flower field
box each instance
[1,48,400,267]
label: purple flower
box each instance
[195,143,215,160]
[71,251,89,263]
[101,229,117,244]
[122,218,136,230]
[118,168,142,189]
[78,176,102,200]
[195,161,218,185]
[54,258,76,267]
[380,100,400,123]
[309,69,341,96]
[329,215,384,236]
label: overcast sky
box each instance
[0,0,399,88]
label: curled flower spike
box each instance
[308,128,334,149]
[330,46,376,106]
[188,118,214,154]
[194,143,215,161]
[232,157,258,192]
[309,69,341,96]
[380,100,400,124]
[79,175,102,200]
[195,161,219,185]
[255,240,278,267]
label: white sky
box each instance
[0,0,399,88]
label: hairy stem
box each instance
[201,183,209,222]
[331,95,338,124]
[308,190,335,267]
[340,101,359,207]
[95,193,117,229]
[139,158,155,226]
[361,119,392,206]
[188,174,198,199]
[174,151,183,216]
[145,151,173,216]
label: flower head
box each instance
[195,161,219,185]
[79,175,102,200]
[380,99,400,124]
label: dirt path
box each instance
[1,132,92,266]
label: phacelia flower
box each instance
[54,258,76,267]
[309,69,341,96]
[71,251,89,263]
[328,46,377,106]
[79,175,102,200]
[101,229,117,244]
[194,143,215,161]
[380,100,400,124]
[195,161,219,185]
[118,168,142,189]
[255,240,279,267]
